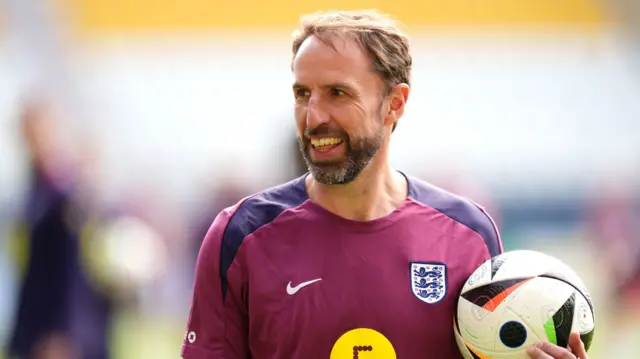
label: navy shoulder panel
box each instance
[220,175,308,296]
[406,174,502,258]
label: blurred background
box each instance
[0,0,639,358]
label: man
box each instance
[181,10,588,359]
[8,98,112,359]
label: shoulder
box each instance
[210,176,309,296]
[405,174,503,256]
[221,175,309,242]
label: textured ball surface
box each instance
[454,250,595,359]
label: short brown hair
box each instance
[292,9,412,92]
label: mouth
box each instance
[310,137,344,153]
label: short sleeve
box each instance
[181,207,249,359]
[473,202,503,259]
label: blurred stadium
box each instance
[0,0,639,358]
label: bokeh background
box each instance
[0,0,639,358]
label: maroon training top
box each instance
[181,173,502,359]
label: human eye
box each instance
[330,88,346,97]
[294,88,310,99]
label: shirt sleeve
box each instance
[181,208,249,359]
[475,203,503,258]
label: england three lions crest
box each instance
[411,262,447,304]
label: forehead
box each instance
[292,35,380,90]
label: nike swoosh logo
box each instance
[286,278,322,295]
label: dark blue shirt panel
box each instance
[219,176,308,297]
[407,175,502,258]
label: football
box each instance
[454,250,595,359]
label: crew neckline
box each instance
[293,172,417,233]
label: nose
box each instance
[305,96,330,130]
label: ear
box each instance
[384,83,410,128]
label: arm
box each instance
[181,207,249,359]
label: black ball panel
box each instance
[499,321,527,348]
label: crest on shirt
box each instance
[410,262,447,304]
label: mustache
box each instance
[304,125,347,139]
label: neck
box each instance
[306,151,408,221]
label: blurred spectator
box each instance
[586,180,640,311]
[6,97,113,359]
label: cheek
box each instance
[368,105,386,129]
[346,100,378,127]
[294,105,307,129]
[346,110,381,138]
[331,105,360,130]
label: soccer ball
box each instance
[454,250,595,359]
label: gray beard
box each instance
[298,129,384,185]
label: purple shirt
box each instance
[182,174,502,359]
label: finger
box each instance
[529,341,576,359]
[527,345,554,359]
[569,333,588,359]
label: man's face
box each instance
[20,103,55,161]
[292,35,388,185]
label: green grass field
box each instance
[110,311,184,359]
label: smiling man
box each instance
[180,10,587,359]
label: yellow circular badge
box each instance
[330,328,396,359]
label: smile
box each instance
[310,137,344,153]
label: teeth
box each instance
[311,137,343,147]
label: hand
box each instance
[527,333,588,359]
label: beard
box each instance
[298,121,385,185]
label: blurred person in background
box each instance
[6,97,113,359]
[587,180,640,309]
[585,179,640,356]
[180,10,587,359]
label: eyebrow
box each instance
[292,82,358,92]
